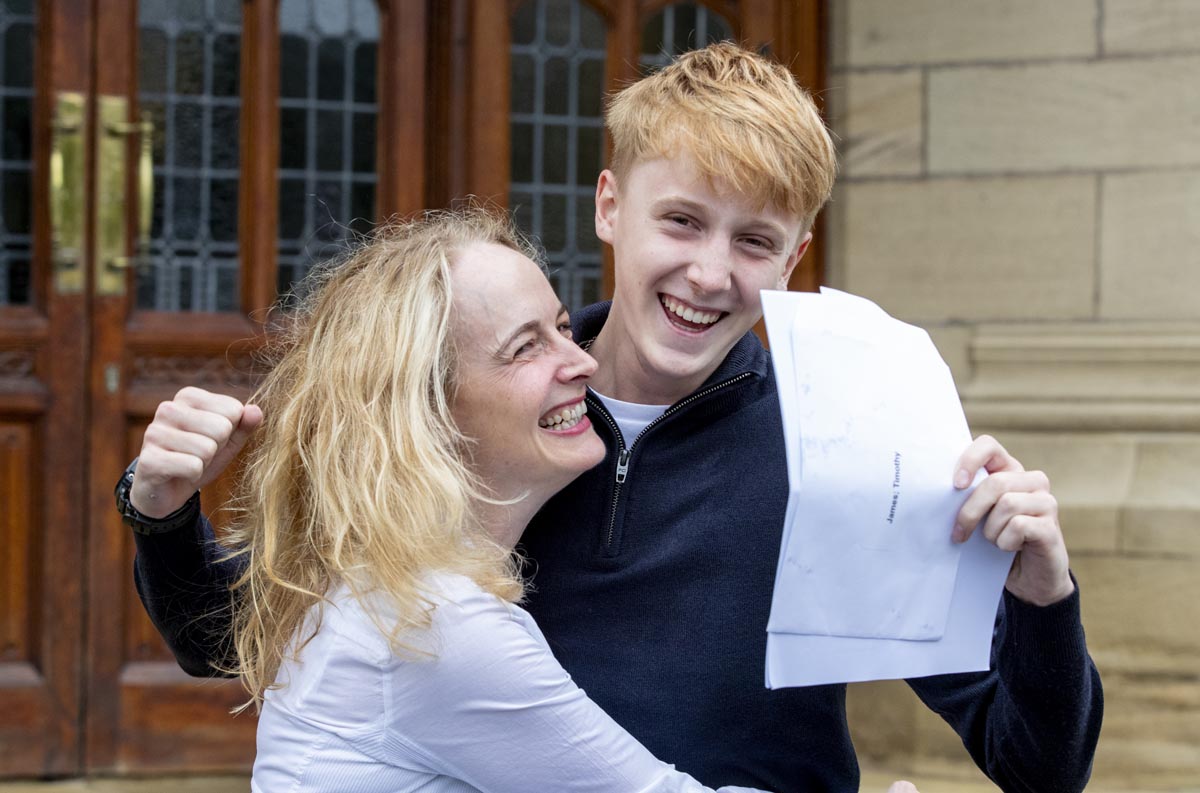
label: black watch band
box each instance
[114,458,201,535]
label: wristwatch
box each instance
[114,458,201,535]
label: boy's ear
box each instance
[594,169,619,244]
[779,231,813,288]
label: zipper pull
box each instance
[615,449,631,484]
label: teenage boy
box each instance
[120,44,1101,792]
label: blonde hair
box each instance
[224,208,536,710]
[606,42,837,229]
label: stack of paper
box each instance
[762,288,1014,689]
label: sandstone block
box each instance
[1122,437,1200,555]
[1104,0,1200,55]
[846,679,919,765]
[929,57,1200,173]
[839,178,1095,322]
[828,70,923,178]
[830,0,1096,67]
[1088,670,1200,788]
[1100,171,1200,320]
[1071,555,1199,678]
[961,322,1200,433]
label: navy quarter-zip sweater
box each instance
[132,301,1102,793]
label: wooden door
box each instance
[82,0,428,773]
[0,0,89,776]
[1,0,427,776]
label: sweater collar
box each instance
[571,301,769,398]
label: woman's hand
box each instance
[130,386,263,517]
[886,782,919,793]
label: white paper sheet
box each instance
[762,288,1015,688]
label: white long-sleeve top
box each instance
[252,573,765,793]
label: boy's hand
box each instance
[952,435,1075,606]
[130,386,263,518]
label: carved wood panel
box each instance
[0,422,34,663]
[0,350,35,381]
[0,419,54,774]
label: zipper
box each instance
[590,371,755,554]
[615,449,631,483]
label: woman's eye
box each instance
[513,340,538,359]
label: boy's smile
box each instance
[659,293,725,330]
[588,151,812,406]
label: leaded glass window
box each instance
[0,0,34,306]
[136,0,243,312]
[510,0,606,312]
[277,0,378,300]
[640,3,734,72]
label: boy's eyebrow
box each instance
[650,195,707,215]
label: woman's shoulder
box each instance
[323,572,527,659]
[415,572,533,650]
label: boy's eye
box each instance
[742,236,777,253]
[667,214,694,228]
[558,322,573,339]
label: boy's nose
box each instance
[686,245,732,294]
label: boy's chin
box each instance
[645,346,726,384]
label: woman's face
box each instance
[450,242,606,500]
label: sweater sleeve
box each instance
[906,577,1103,793]
[131,502,245,677]
[379,581,766,793]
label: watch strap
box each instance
[114,458,201,535]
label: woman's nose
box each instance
[556,337,598,381]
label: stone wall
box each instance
[824,1,1200,788]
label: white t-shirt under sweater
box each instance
[592,390,669,447]
[252,573,763,793]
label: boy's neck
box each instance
[587,322,710,406]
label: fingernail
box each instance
[951,528,964,543]
[954,469,969,488]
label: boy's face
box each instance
[593,152,811,404]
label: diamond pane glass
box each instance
[0,0,34,305]
[136,0,243,312]
[509,0,606,313]
[276,0,379,302]
[640,3,734,73]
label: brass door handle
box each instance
[95,96,155,295]
[106,116,154,258]
[50,92,86,294]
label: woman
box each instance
[223,209,917,793]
